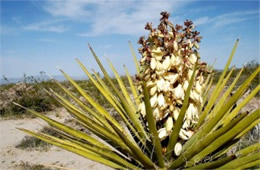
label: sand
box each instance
[0,109,112,170]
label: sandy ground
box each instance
[0,96,259,170]
[0,109,112,170]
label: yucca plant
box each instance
[16,12,260,169]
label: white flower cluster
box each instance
[137,12,207,155]
[138,45,205,141]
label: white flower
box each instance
[194,41,200,49]
[140,56,147,63]
[160,103,168,110]
[174,142,182,156]
[173,84,184,99]
[146,80,155,88]
[157,78,165,92]
[162,81,171,92]
[170,54,176,65]
[151,73,156,79]
[151,47,162,54]
[190,90,203,104]
[182,120,191,129]
[187,39,192,48]
[177,64,184,73]
[186,103,198,120]
[162,108,170,118]
[173,56,182,66]
[179,129,194,140]
[158,93,165,107]
[183,80,189,91]
[173,41,178,51]
[155,55,163,61]
[162,56,171,70]
[153,107,160,120]
[150,58,157,70]
[156,61,164,71]
[164,73,179,84]
[150,93,158,108]
[155,70,165,76]
[188,69,193,80]
[189,53,197,65]
[144,68,150,75]
[158,128,167,140]
[138,102,146,117]
[173,107,180,121]
[195,81,203,94]
[150,86,157,96]
[166,117,173,133]
[170,104,174,111]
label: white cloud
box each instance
[23,19,70,33]
[194,10,259,28]
[193,17,209,25]
[44,0,93,18]
[43,0,193,36]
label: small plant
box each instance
[16,12,259,169]
[16,127,58,151]
[0,81,55,118]
[15,162,54,170]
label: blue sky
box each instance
[1,0,259,78]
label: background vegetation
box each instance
[1,60,258,118]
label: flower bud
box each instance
[166,117,173,133]
[174,142,182,156]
